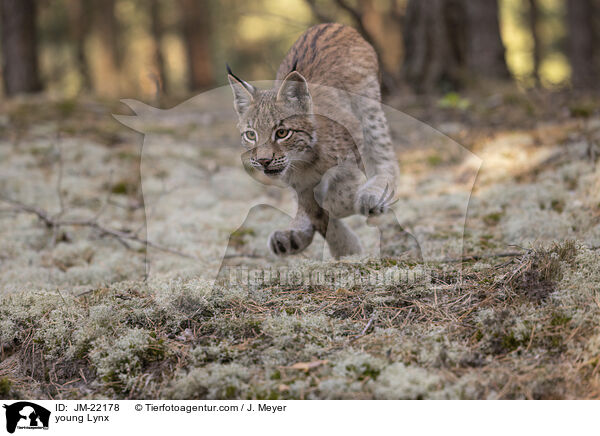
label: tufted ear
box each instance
[227,65,255,118]
[276,71,312,113]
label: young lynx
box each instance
[228,23,399,258]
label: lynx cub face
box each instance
[228,71,317,179]
[228,23,400,259]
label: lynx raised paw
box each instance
[268,229,310,256]
[355,182,397,216]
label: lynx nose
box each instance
[256,157,273,168]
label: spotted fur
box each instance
[228,23,399,258]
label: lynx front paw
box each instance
[268,229,310,256]
[355,181,396,217]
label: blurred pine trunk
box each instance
[464,0,509,79]
[89,0,120,96]
[150,0,168,97]
[179,0,214,91]
[0,0,42,96]
[66,0,92,92]
[402,0,508,93]
[528,0,541,85]
[567,0,598,90]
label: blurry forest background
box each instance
[1,0,599,100]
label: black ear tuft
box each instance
[226,63,247,86]
[291,59,298,73]
[227,65,256,117]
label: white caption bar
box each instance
[1,400,596,436]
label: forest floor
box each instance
[1,86,599,399]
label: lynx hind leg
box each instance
[325,218,363,259]
[352,84,400,217]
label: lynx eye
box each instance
[275,128,291,140]
[243,131,256,142]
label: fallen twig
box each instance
[1,196,196,260]
[222,253,264,259]
[441,251,525,263]
[1,140,196,260]
[350,314,376,343]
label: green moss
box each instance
[145,126,177,135]
[474,330,484,342]
[116,150,138,161]
[569,104,594,118]
[266,391,280,400]
[225,385,238,399]
[427,154,444,167]
[110,180,137,195]
[88,328,168,394]
[0,377,12,396]
[229,227,256,247]
[438,92,470,110]
[483,212,503,226]
[478,237,498,249]
[550,313,572,327]
[548,335,564,350]
[550,199,565,214]
[55,99,77,118]
[346,363,381,381]
[501,332,521,352]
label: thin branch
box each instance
[107,198,144,211]
[91,169,114,222]
[52,139,66,245]
[222,252,264,259]
[60,217,197,259]
[1,136,195,260]
[350,314,376,342]
[1,196,196,260]
[54,139,65,218]
[0,196,55,228]
[441,251,526,263]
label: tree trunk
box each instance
[463,0,510,79]
[567,0,597,89]
[179,0,213,91]
[402,0,465,92]
[0,0,42,96]
[304,0,399,94]
[150,0,167,97]
[402,0,509,93]
[528,0,541,85]
[89,0,120,96]
[66,0,92,91]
